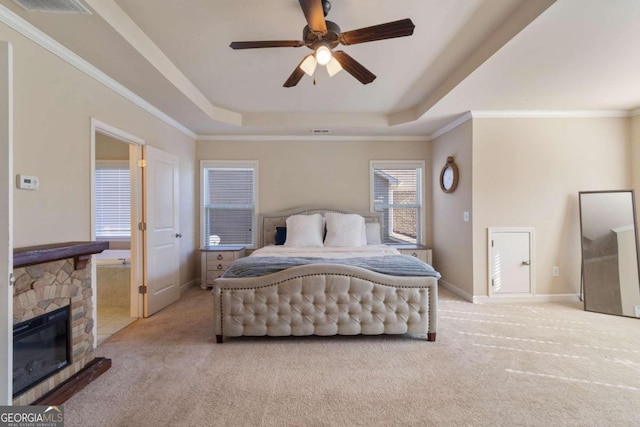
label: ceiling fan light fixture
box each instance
[300,55,317,76]
[315,45,332,66]
[230,1,416,87]
[326,56,342,77]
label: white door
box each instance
[0,41,13,404]
[143,146,180,317]
[489,228,534,295]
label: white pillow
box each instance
[284,214,325,247]
[324,212,366,247]
[365,222,382,245]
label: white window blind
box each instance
[202,162,257,247]
[95,161,131,238]
[371,162,423,244]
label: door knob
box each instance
[522,260,530,265]
[175,233,182,238]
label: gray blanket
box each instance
[221,255,441,279]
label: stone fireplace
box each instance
[12,241,109,405]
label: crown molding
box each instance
[0,5,197,140]
[430,109,634,140]
[196,134,430,142]
[429,112,472,140]
[470,110,630,119]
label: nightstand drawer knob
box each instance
[217,264,223,270]
[217,254,223,260]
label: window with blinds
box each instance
[202,161,257,247]
[95,161,131,238]
[371,161,424,244]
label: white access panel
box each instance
[489,228,535,296]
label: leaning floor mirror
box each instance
[579,190,640,318]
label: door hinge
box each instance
[491,278,495,287]
[138,285,148,294]
[138,222,147,231]
[491,240,494,247]
[138,159,146,168]
[9,273,14,287]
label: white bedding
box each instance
[251,245,400,259]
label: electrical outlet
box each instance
[552,266,560,277]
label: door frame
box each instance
[0,41,13,405]
[90,118,145,347]
[487,227,536,298]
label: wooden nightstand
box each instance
[200,245,246,289]
[387,244,432,265]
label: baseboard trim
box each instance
[439,280,580,304]
[180,279,197,294]
[439,280,474,302]
[474,294,581,304]
[32,357,111,405]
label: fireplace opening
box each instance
[13,305,71,397]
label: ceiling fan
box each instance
[229,0,415,87]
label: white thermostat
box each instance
[17,174,39,190]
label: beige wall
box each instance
[472,117,630,297]
[632,115,640,199]
[2,23,197,286]
[631,115,640,260]
[431,120,474,297]
[95,133,130,161]
[196,139,431,246]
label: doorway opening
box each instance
[91,119,144,346]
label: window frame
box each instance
[369,160,425,245]
[200,160,259,249]
[95,160,131,240]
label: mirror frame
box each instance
[579,190,640,318]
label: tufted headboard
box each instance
[259,206,383,248]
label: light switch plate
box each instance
[463,211,470,222]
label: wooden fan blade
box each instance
[339,18,415,45]
[230,40,305,49]
[333,51,376,85]
[283,56,310,87]
[299,0,327,35]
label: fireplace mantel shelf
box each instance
[13,241,109,269]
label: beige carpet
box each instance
[64,286,640,426]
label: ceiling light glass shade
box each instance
[315,46,332,66]
[299,55,317,76]
[326,56,342,77]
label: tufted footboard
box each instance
[213,264,437,343]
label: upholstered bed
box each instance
[213,206,439,343]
